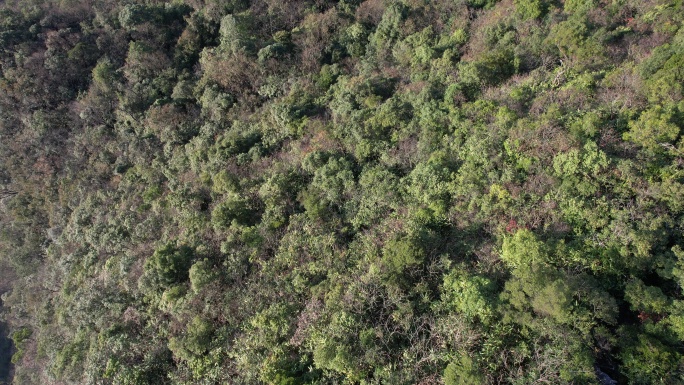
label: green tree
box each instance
[144,244,194,286]
[444,356,484,385]
[624,105,680,154]
[188,259,218,294]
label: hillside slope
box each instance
[0,0,683,384]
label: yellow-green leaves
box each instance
[501,229,547,268]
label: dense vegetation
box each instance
[0,0,683,383]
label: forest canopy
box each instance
[0,0,683,384]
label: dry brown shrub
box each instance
[201,51,261,96]
[295,8,343,72]
[356,0,385,26]
[462,0,516,62]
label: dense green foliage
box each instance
[0,0,683,384]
